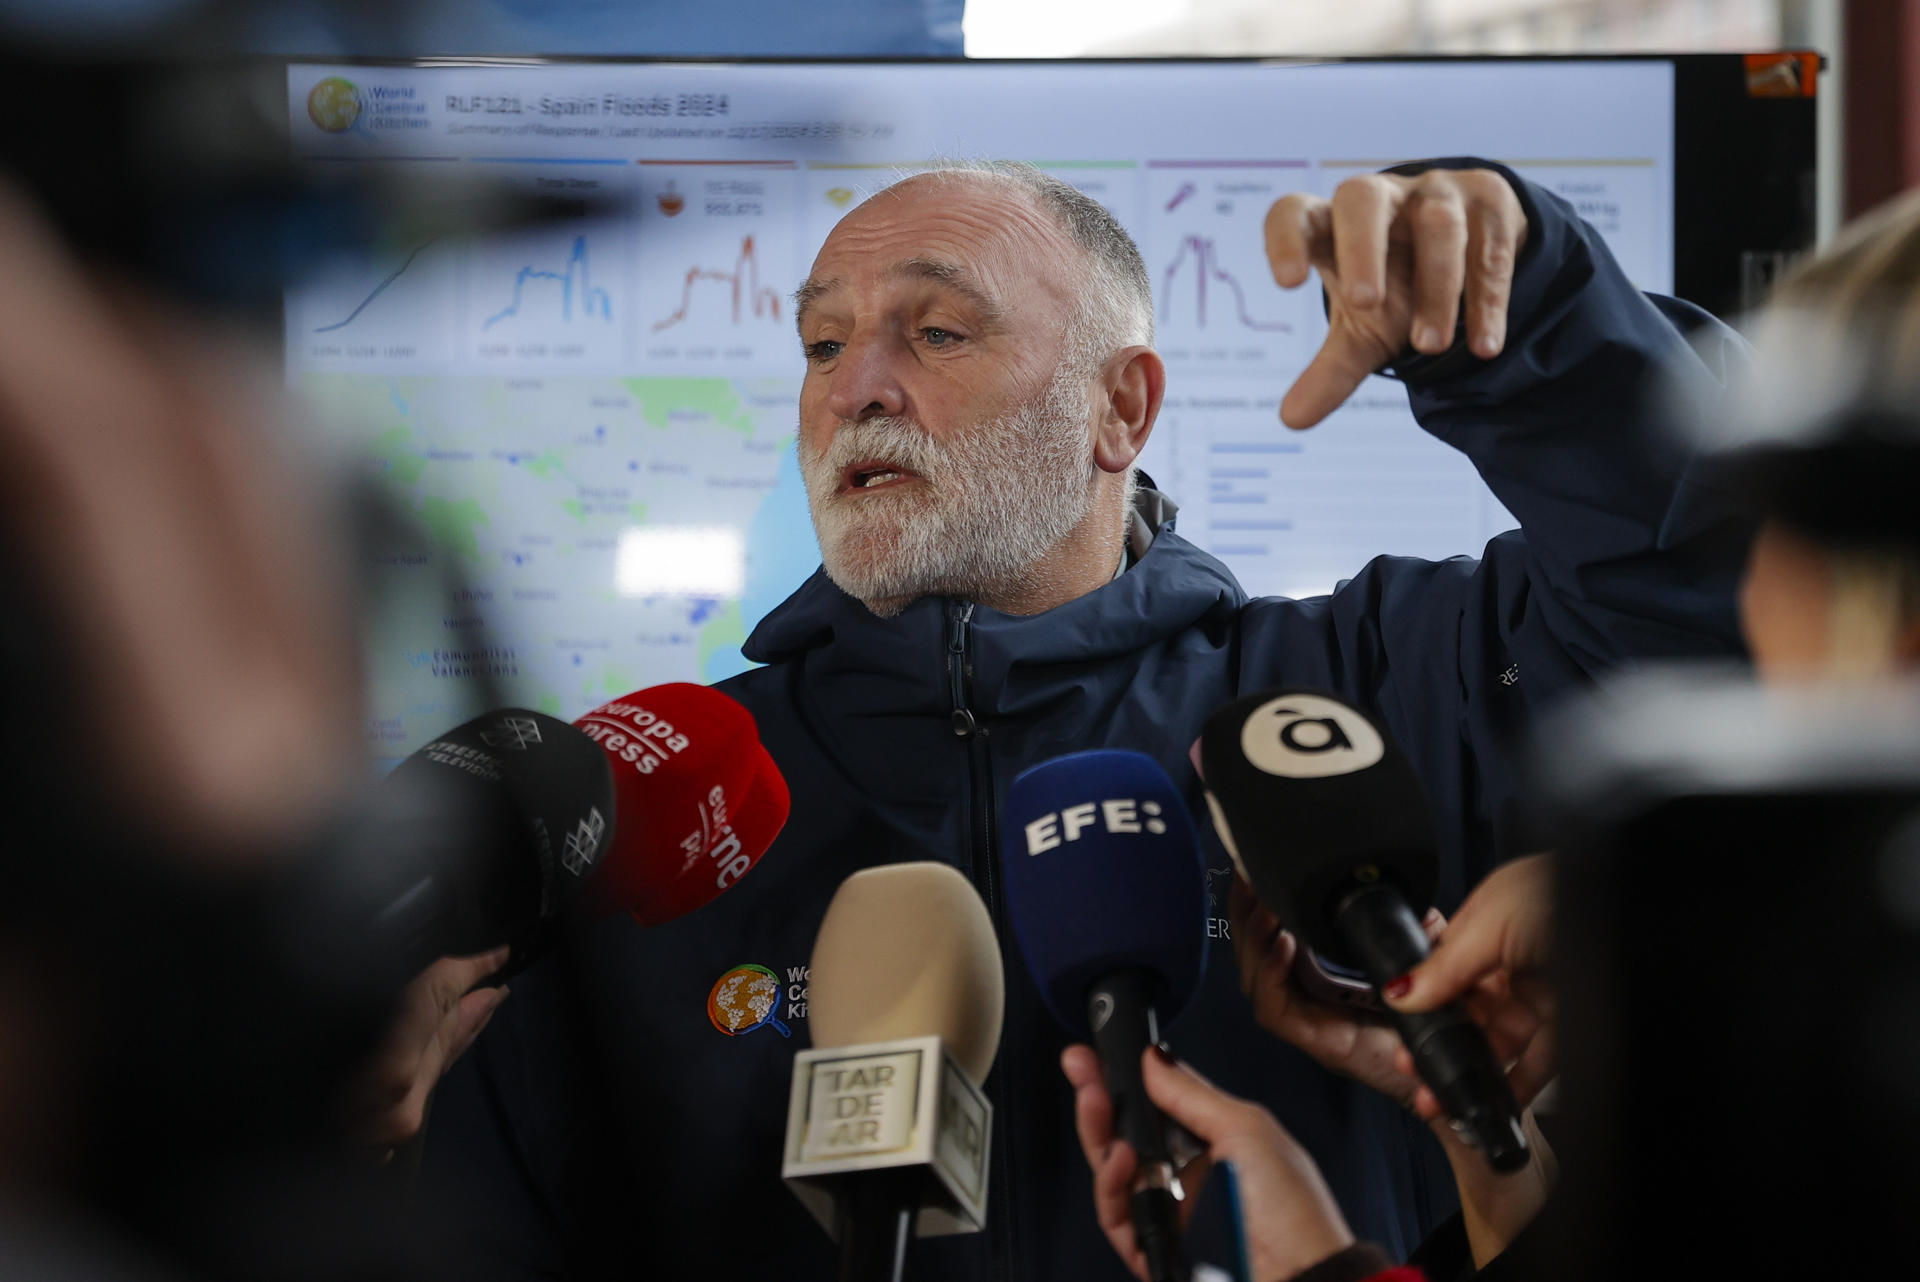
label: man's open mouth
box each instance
[840,460,923,493]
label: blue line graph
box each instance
[482,236,614,330]
[313,240,437,334]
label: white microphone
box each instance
[781,862,1005,1282]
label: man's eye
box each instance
[921,327,959,347]
[803,339,843,362]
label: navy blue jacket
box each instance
[421,172,1752,1281]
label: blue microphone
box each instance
[1002,750,1208,1282]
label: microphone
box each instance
[1197,689,1530,1172]
[1000,751,1209,1282]
[366,684,788,976]
[781,862,1003,1282]
[369,707,617,972]
[572,682,789,928]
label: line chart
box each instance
[482,236,614,330]
[1160,234,1292,333]
[312,239,437,334]
[651,235,784,333]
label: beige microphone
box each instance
[781,863,1005,1282]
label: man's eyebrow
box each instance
[793,275,838,336]
[792,259,1009,337]
[888,258,1006,328]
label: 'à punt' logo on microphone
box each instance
[1239,693,1384,779]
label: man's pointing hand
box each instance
[1265,167,1528,429]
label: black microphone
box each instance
[1198,689,1530,1172]
[1001,750,1211,1282]
[357,707,617,976]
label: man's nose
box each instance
[824,333,908,423]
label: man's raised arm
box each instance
[1240,159,1751,875]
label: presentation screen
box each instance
[284,58,1675,766]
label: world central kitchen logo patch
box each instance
[708,963,809,1038]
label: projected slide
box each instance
[286,60,1675,764]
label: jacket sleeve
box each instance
[1237,161,1753,886]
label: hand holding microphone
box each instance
[1063,1044,1358,1282]
[1199,690,1531,1172]
[1384,852,1558,1125]
[1227,875,1446,1109]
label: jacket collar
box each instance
[741,489,1246,720]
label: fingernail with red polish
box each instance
[1384,974,1414,1000]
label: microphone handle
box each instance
[1088,970,1190,1282]
[1333,883,1531,1172]
[835,1168,919,1282]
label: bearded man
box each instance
[423,160,1750,1281]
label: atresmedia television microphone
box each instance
[368,706,616,972]
[1001,750,1209,1282]
[781,863,1003,1282]
[368,684,788,972]
[1197,689,1529,1171]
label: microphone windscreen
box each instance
[1197,689,1438,964]
[807,862,1004,1086]
[379,709,617,955]
[999,751,1208,1040]
[574,683,789,927]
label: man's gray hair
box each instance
[891,160,1154,370]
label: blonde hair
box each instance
[1824,548,1920,677]
[1762,189,1920,675]
[1770,184,1920,357]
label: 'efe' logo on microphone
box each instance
[1239,693,1385,779]
[1023,798,1168,856]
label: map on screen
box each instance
[285,59,1674,766]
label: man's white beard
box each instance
[799,365,1098,617]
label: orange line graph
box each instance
[651,235,784,333]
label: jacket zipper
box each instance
[945,600,1014,1282]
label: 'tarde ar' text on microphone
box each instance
[1198,689,1530,1172]
[781,862,1004,1282]
[1001,750,1210,1282]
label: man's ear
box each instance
[1092,346,1166,474]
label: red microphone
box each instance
[573,683,789,927]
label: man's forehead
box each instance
[797,176,1077,313]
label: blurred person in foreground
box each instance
[0,165,503,1277]
[1064,184,1920,1282]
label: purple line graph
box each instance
[1160,234,1292,333]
